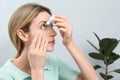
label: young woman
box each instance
[0,3,99,80]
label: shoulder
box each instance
[46,54,63,65]
[46,54,68,68]
[46,54,66,69]
[46,54,57,65]
[46,54,58,62]
[0,65,13,79]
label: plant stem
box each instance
[104,58,108,80]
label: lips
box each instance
[48,40,55,45]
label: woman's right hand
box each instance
[27,30,48,71]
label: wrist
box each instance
[64,39,74,48]
[31,69,44,80]
[31,68,44,74]
[31,69,44,76]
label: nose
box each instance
[48,26,57,37]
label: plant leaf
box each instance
[113,69,120,74]
[87,40,99,52]
[93,32,101,42]
[108,52,120,65]
[99,38,119,56]
[93,65,102,70]
[107,75,113,79]
[89,52,104,60]
[99,73,113,79]
[106,40,119,57]
[99,73,105,79]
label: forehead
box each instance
[32,11,51,23]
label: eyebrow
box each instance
[38,21,47,24]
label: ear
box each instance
[16,29,28,42]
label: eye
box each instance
[41,24,47,30]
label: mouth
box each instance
[48,40,55,45]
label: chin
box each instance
[46,46,54,52]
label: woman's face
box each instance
[28,11,57,52]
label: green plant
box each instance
[87,33,120,80]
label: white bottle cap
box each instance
[45,16,55,26]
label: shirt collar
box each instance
[3,55,52,79]
[4,58,30,79]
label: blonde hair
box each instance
[8,3,51,58]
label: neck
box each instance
[13,49,31,74]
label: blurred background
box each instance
[0,0,120,79]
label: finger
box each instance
[28,31,37,45]
[39,33,47,54]
[39,31,47,49]
[54,15,72,26]
[54,15,67,20]
[42,33,48,52]
[54,22,67,29]
[58,28,67,32]
[36,32,42,49]
[53,17,65,23]
[53,17,72,29]
[44,37,48,48]
[30,33,39,48]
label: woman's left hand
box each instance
[53,15,73,46]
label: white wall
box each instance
[0,0,120,79]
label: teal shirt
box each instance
[0,54,79,80]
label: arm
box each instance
[65,40,99,80]
[53,15,99,80]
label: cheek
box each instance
[26,31,35,45]
[27,36,32,46]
